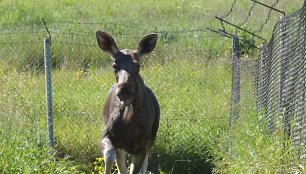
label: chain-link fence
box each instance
[256,0,306,169]
[227,36,258,162]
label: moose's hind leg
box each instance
[139,153,149,174]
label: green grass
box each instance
[3,52,302,173]
[0,0,304,67]
[0,0,305,173]
[214,111,306,174]
[0,58,232,173]
[0,66,83,173]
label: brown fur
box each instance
[96,31,159,174]
[102,74,159,154]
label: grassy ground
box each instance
[0,58,232,173]
[0,0,305,173]
[214,111,306,174]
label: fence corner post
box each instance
[44,37,54,149]
[230,35,241,128]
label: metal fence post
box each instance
[304,3,306,161]
[44,37,54,148]
[230,36,241,128]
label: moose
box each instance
[96,31,160,174]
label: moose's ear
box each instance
[137,33,158,56]
[96,31,119,56]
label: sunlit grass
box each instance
[214,111,306,174]
[1,50,303,173]
[50,58,232,172]
[0,58,232,173]
[0,67,84,173]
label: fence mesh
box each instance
[51,23,233,173]
[256,1,306,169]
[0,21,234,173]
[0,26,50,173]
[0,25,47,132]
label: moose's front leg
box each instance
[130,152,146,174]
[116,149,128,174]
[101,137,116,174]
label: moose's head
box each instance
[96,31,158,106]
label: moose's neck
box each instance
[132,75,146,110]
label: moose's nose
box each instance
[116,83,133,101]
[116,88,128,101]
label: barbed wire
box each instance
[0,24,46,32]
[237,1,256,28]
[234,1,257,45]
[50,31,222,39]
[221,0,239,19]
[52,41,96,47]
[253,0,280,33]
[49,30,211,36]
[219,0,241,34]
[160,117,228,121]
[0,41,41,45]
[0,30,43,35]
[215,0,285,45]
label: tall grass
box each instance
[0,0,303,68]
[50,57,233,173]
[0,66,84,173]
[0,57,232,173]
[214,111,306,173]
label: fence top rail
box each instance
[215,16,267,42]
[250,0,285,16]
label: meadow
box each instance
[0,58,232,173]
[0,0,305,173]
